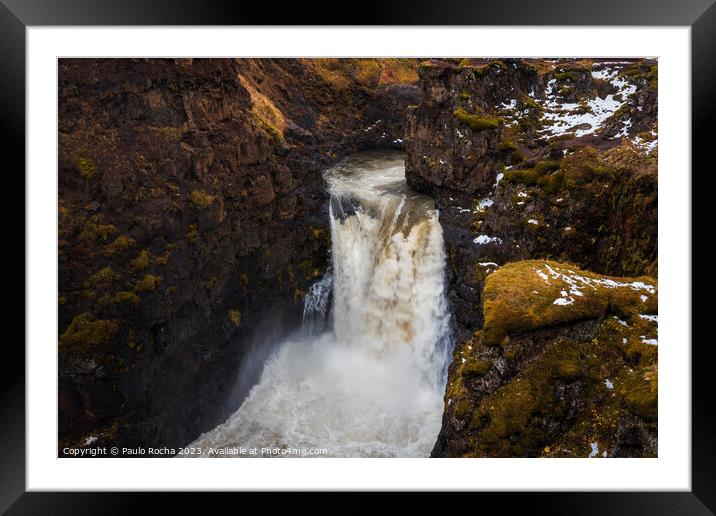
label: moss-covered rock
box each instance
[189,190,216,208]
[102,235,136,257]
[131,250,150,272]
[135,273,161,293]
[434,259,658,458]
[74,154,97,179]
[60,313,120,352]
[482,260,657,345]
[453,108,502,132]
[228,309,242,327]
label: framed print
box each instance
[6,0,715,512]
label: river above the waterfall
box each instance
[183,151,452,458]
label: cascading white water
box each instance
[184,151,452,457]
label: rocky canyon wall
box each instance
[403,59,659,457]
[58,58,421,451]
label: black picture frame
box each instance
[5,0,715,512]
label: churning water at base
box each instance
[186,151,452,457]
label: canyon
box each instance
[58,58,658,458]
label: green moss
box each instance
[59,313,119,351]
[310,227,327,240]
[499,139,517,151]
[74,154,97,179]
[84,266,115,288]
[154,250,170,266]
[113,291,140,305]
[457,335,617,456]
[504,160,560,186]
[618,364,657,420]
[482,260,658,345]
[505,149,616,194]
[488,60,508,71]
[561,147,616,189]
[445,266,659,457]
[78,218,117,245]
[228,309,242,327]
[189,190,215,208]
[553,65,589,83]
[519,95,541,111]
[186,223,198,243]
[539,170,564,193]
[453,108,502,132]
[517,116,537,133]
[132,250,150,272]
[620,63,658,91]
[202,276,216,291]
[135,274,161,293]
[298,259,323,280]
[462,358,493,378]
[102,235,135,257]
[504,168,537,184]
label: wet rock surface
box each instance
[58,58,421,452]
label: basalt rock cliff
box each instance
[404,59,658,457]
[58,58,421,453]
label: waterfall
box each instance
[184,151,452,457]
[302,272,333,336]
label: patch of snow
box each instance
[639,314,658,323]
[473,235,503,245]
[534,263,655,311]
[641,336,658,346]
[632,131,658,154]
[476,198,494,212]
[613,118,632,138]
[553,297,574,306]
[527,219,538,225]
[536,270,550,283]
[537,66,638,138]
[604,379,614,390]
[84,436,98,446]
[363,119,382,132]
[588,442,600,458]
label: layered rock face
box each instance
[403,59,658,457]
[58,58,420,452]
